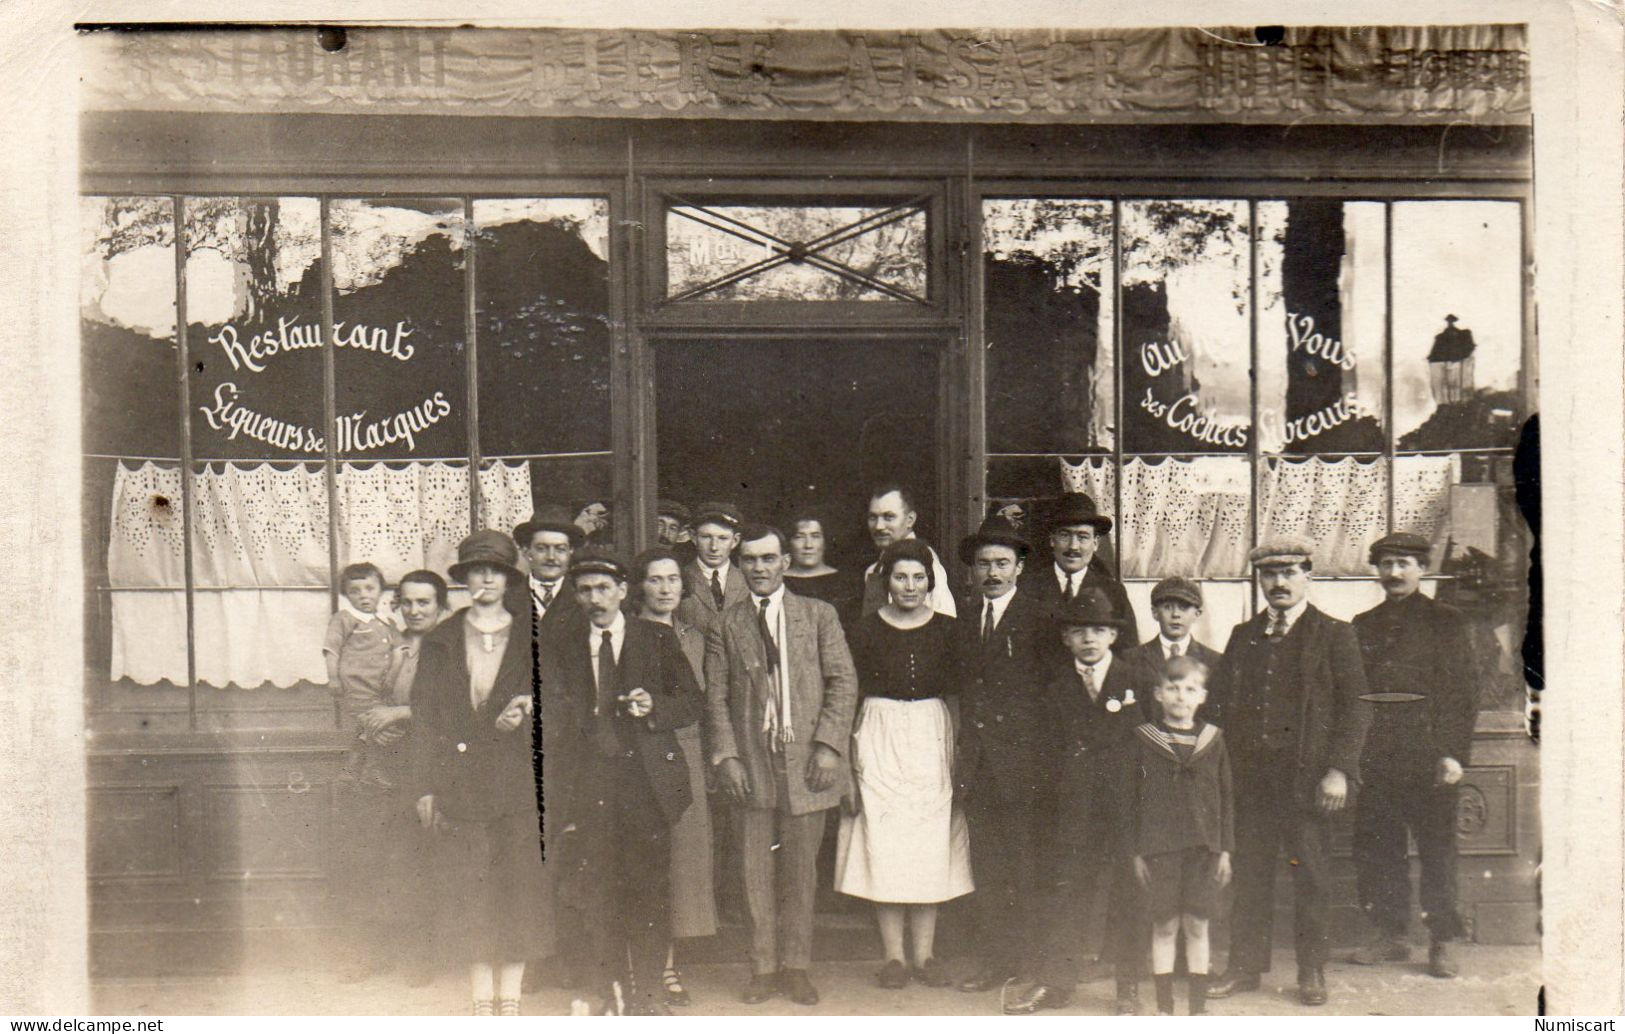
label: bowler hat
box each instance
[513,503,585,551]
[959,513,1032,566]
[1248,535,1316,569]
[691,501,744,531]
[449,529,526,584]
[1056,587,1127,629]
[568,546,630,583]
[1047,492,1114,535]
[1150,576,1204,609]
[1368,531,1432,567]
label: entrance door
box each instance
[654,338,943,571]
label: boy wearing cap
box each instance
[677,501,750,637]
[1351,532,1479,979]
[547,548,703,1015]
[1009,589,1154,1015]
[1126,576,1223,680]
[1204,536,1371,1007]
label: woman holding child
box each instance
[411,530,548,1016]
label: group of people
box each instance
[320,484,1479,1017]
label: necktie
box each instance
[711,570,725,609]
[1079,664,1097,700]
[1267,611,1288,640]
[757,598,778,670]
[1065,573,1078,601]
[1168,640,1182,659]
[594,630,620,756]
[982,600,995,642]
[538,584,554,609]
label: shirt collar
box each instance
[1054,562,1086,590]
[338,596,380,623]
[1267,598,1309,633]
[589,609,626,645]
[980,586,1018,622]
[752,585,786,610]
[1159,633,1191,654]
[700,559,731,582]
[1075,653,1112,679]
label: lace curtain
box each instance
[1060,453,1458,577]
[107,460,534,688]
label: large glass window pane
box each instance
[474,198,611,456]
[331,198,468,462]
[1392,201,1524,451]
[983,199,1114,453]
[1257,455,1388,575]
[1120,200,1251,454]
[1257,201,1387,454]
[1118,456,1251,578]
[666,200,928,302]
[82,196,179,457]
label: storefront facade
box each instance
[80,25,1538,971]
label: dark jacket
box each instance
[953,587,1065,801]
[1045,653,1155,854]
[1207,604,1373,799]
[1123,636,1224,683]
[542,616,702,832]
[1119,721,1235,858]
[1352,590,1479,771]
[676,561,750,638]
[410,609,540,822]
[1018,563,1139,652]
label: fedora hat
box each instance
[449,528,526,584]
[513,503,585,550]
[959,513,1032,566]
[1056,586,1127,629]
[1046,492,1113,535]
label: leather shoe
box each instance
[877,959,909,990]
[1204,970,1261,998]
[781,968,820,1006]
[959,966,1014,993]
[1114,980,1141,1016]
[739,972,780,1005]
[913,957,951,988]
[1298,967,1328,1006]
[1428,941,1460,979]
[1004,983,1071,1014]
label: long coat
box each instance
[541,617,703,832]
[952,588,1064,801]
[410,609,540,822]
[1017,563,1140,652]
[705,589,858,815]
[1351,591,1480,771]
[1044,653,1155,857]
[1207,604,1373,799]
[677,561,751,637]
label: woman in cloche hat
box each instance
[409,529,548,1016]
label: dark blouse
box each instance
[849,611,960,702]
[784,569,861,626]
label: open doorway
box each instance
[654,337,944,572]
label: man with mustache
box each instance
[1204,536,1371,1007]
[950,514,1061,996]
[859,484,957,618]
[1350,533,1479,979]
[1018,493,1138,652]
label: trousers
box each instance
[1354,769,1464,941]
[1034,848,1149,987]
[963,781,1049,976]
[1227,762,1332,974]
[738,803,828,975]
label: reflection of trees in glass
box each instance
[666,204,926,301]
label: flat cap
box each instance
[1150,576,1204,609]
[1368,531,1432,566]
[657,499,691,522]
[1248,535,1316,569]
[568,546,629,582]
[691,501,744,530]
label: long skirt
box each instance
[669,723,718,938]
[834,696,973,904]
[434,808,551,964]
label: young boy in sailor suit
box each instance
[1121,655,1235,1016]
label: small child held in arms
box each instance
[1121,655,1234,1016]
[323,562,401,785]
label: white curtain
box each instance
[106,460,534,688]
[1062,455,1252,578]
[1256,456,1386,575]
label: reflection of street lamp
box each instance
[1427,314,1477,404]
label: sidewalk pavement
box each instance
[92,945,1539,1017]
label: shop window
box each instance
[1392,201,1524,452]
[1256,454,1389,575]
[1115,456,1251,578]
[480,453,614,548]
[1256,201,1388,454]
[982,199,1114,453]
[665,199,928,302]
[473,198,611,456]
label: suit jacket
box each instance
[542,617,702,832]
[952,587,1065,801]
[1352,591,1479,771]
[1119,721,1235,858]
[677,560,751,637]
[1017,563,1139,652]
[705,589,858,815]
[1207,604,1373,798]
[1045,654,1156,854]
[410,609,540,822]
[1123,635,1223,682]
